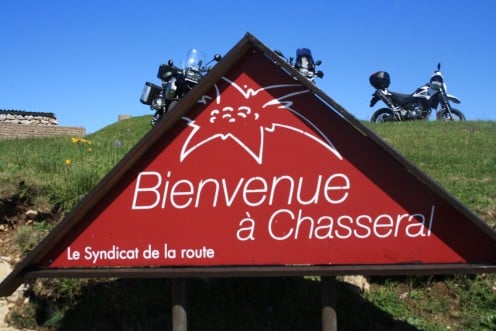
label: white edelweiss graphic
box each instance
[180,76,343,164]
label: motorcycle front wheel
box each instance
[370,108,395,123]
[437,108,465,121]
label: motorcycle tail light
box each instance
[140,82,162,105]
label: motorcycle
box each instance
[274,48,324,83]
[140,48,222,126]
[369,63,465,123]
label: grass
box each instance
[1,117,495,330]
[0,116,150,212]
[368,121,496,228]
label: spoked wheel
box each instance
[437,108,465,121]
[371,108,395,123]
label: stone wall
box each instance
[0,111,58,125]
[0,110,85,139]
[0,123,86,140]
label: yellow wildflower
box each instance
[71,137,91,145]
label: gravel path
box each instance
[0,258,31,331]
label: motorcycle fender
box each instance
[369,92,380,107]
[447,94,461,104]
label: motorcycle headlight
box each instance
[185,68,202,83]
[430,75,443,90]
[298,68,314,79]
[430,80,443,90]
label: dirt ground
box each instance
[0,193,35,331]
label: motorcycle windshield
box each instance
[183,48,207,72]
[295,48,315,71]
[296,48,313,59]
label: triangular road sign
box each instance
[1,33,496,296]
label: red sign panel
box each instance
[1,34,496,298]
[39,48,496,269]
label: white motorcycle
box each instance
[369,63,465,122]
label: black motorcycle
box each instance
[369,63,465,123]
[274,48,324,83]
[140,48,222,126]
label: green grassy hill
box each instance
[1,117,495,330]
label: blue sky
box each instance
[1,0,495,134]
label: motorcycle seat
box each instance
[389,91,414,105]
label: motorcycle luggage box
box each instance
[369,71,390,89]
[140,82,161,105]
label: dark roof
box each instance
[0,109,56,119]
